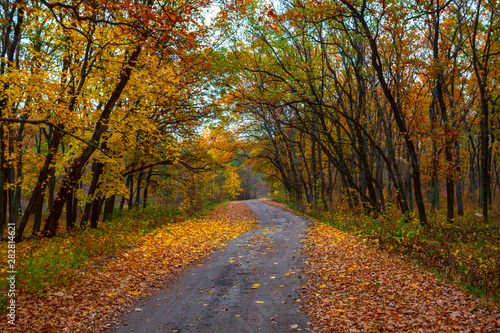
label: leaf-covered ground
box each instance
[303,222,500,332]
[1,202,255,332]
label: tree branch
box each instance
[404,0,454,22]
[0,118,111,158]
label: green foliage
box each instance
[207,202,218,210]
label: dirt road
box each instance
[107,200,312,333]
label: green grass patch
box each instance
[0,204,185,306]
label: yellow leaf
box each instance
[129,291,140,296]
[251,284,261,288]
[256,301,264,303]
[235,315,242,317]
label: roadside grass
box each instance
[302,220,500,332]
[269,197,500,303]
[0,205,185,310]
[336,208,499,303]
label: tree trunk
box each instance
[90,198,104,228]
[143,168,153,209]
[80,162,103,227]
[455,141,464,216]
[318,145,328,210]
[66,189,74,230]
[15,130,63,241]
[128,174,134,210]
[0,1,25,238]
[351,7,428,225]
[103,195,116,223]
[32,189,45,235]
[42,46,141,238]
[311,139,317,208]
[119,175,132,211]
[135,171,143,208]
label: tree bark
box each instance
[103,195,116,223]
[90,198,103,228]
[66,189,74,230]
[135,171,143,208]
[143,168,153,209]
[80,162,103,227]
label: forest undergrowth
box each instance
[271,197,500,303]
[264,199,500,332]
[317,202,500,303]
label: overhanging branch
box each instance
[0,118,111,158]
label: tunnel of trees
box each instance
[1,0,499,241]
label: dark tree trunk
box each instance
[318,145,328,209]
[103,195,116,223]
[90,198,104,228]
[6,165,14,225]
[128,174,134,210]
[80,162,103,227]
[32,189,45,235]
[66,189,74,230]
[351,8,428,225]
[15,130,63,241]
[119,175,132,211]
[429,88,440,212]
[311,139,317,208]
[48,167,56,208]
[143,168,153,209]
[0,0,25,238]
[455,141,464,216]
[135,171,143,208]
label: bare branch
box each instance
[404,0,454,22]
